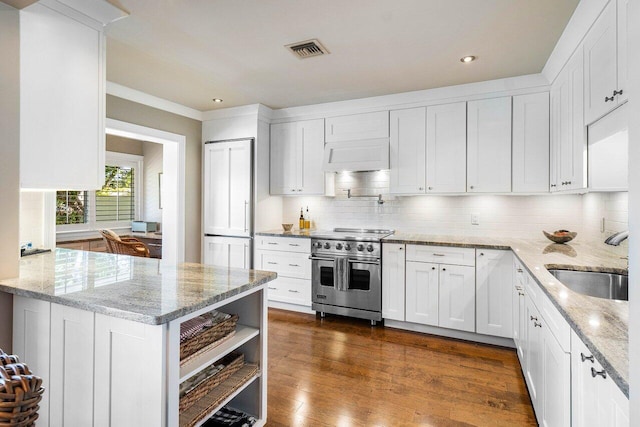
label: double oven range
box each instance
[309,228,394,325]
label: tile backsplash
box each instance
[282,172,628,244]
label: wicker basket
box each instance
[0,366,44,427]
[180,314,239,361]
[179,352,244,413]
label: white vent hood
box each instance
[322,138,390,172]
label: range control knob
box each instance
[357,244,364,251]
[324,242,331,249]
[366,244,374,252]
[315,241,323,248]
[336,243,343,250]
[344,243,351,251]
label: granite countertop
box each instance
[384,233,629,397]
[256,229,316,238]
[0,249,276,325]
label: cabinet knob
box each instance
[581,353,594,363]
[428,186,433,190]
[550,184,556,188]
[613,89,623,96]
[442,268,446,271]
[399,247,403,250]
[605,96,615,102]
[432,267,436,270]
[469,185,474,190]
[479,252,484,256]
[591,367,607,379]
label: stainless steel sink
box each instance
[547,269,628,301]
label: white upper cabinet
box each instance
[617,0,629,104]
[325,111,389,142]
[512,93,550,193]
[270,119,325,195]
[467,97,512,193]
[550,47,587,192]
[426,102,467,193]
[19,0,125,190]
[389,108,426,194]
[476,250,513,338]
[584,0,626,125]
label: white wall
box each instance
[142,141,163,224]
[20,191,55,249]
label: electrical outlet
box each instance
[471,213,480,225]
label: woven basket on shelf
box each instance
[179,352,244,413]
[180,314,239,361]
[0,365,44,427]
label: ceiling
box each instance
[104,0,580,112]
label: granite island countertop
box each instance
[384,232,629,397]
[0,248,276,325]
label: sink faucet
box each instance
[605,230,629,246]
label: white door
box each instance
[298,119,325,195]
[525,296,543,417]
[566,47,587,191]
[476,250,513,338]
[512,93,550,193]
[438,264,475,332]
[203,139,252,237]
[203,236,251,269]
[467,97,512,192]
[617,0,629,104]
[426,102,467,193]
[571,330,600,427]
[270,122,298,194]
[584,0,618,124]
[325,111,389,142]
[389,107,426,194]
[382,244,406,321]
[541,328,570,427]
[517,286,527,363]
[405,261,439,326]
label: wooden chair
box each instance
[99,229,150,258]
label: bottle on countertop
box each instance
[304,206,311,229]
[299,207,305,230]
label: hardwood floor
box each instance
[266,309,536,427]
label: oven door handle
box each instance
[348,258,381,265]
[309,256,335,262]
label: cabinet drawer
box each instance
[256,251,310,279]
[254,236,311,253]
[541,293,570,352]
[406,245,475,266]
[267,277,311,306]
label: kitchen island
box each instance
[0,248,276,427]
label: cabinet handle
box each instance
[517,268,523,273]
[432,267,436,270]
[567,181,571,185]
[433,253,445,257]
[291,189,296,192]
[605,96,615,102]
[418,187,424,191]
[534,321,542,328]
[479,252,484,256]
[518,291,525,296]
[288,289,300,293]
[591,367,607,379]
[550,184,557,188]
[289,244,300,247]
[581,353,595,363]
[515,286,523,291]
[268,242,279,245]
[399,247,403,250]
[428,186,433,190]
[289,264,300,267]
[530,315,538,321]
[442,268,446,271]
[268,286,277,290]
[613,89,623,96]
[267,262,278,265]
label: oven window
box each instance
[349,269,371,291]
[320,266,334,287]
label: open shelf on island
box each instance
[179,364,260,427]
[180,325,259,382]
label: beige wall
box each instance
[106,95,202,262]
[106,134,144,155]
[142,141,163,224]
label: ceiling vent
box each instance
[286,39,329,59]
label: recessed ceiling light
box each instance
[212,98,223,103]
[460,55,477,63]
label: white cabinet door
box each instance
[94,315,165,427]
[476,250,513,338]
[512,93,550,193]
[541,327,570,427]
[438,264,475,332]
[298,119,325,194]
[467,97,512,193]
[512,282,526,362]
[325,111,389,142]
[203,236,250,269]
[617,0,629,104]
[584,0,619,124]
[203,139,252,237]
[382,244,406,321]
[13,296,51,427]
[426,102,467,193]
[50,304,94,427]
[20,2,105,190]
[405,261,439,326]
[270,121,298,195]
[389,108,426,194]
[525,295,543,416]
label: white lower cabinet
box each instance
[541,320,571,427]
[524,294,544,415]
[203,236,251,269]
[476,250,513,338]
[571,330,629,427]
[382,244,406,321]
[405,261,439,326]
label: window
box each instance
[56,152,143,232]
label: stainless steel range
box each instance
[309,228,394,325]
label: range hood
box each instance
[322,138,390,172]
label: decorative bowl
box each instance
[282,223,294,232]
[543,230,577,244]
